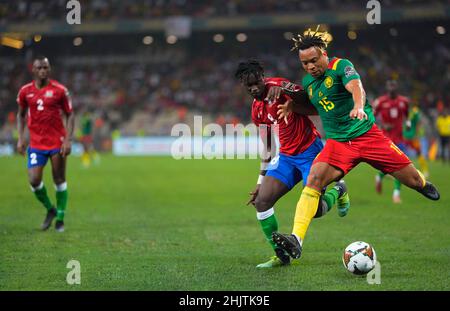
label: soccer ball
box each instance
[342,241,377,275]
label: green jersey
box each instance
[302,57,375,141]
[81,114,93,136]
[403,106,420,140]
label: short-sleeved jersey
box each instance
[17,80,73,150]
[403,106,420,140]
[302,57,375,142]
[373,94,409,144]
[251,77,320,156]
[81,115,93,136]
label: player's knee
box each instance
[254,195,274,213]
[306,173,325,189]
[53,177,66,185]
[29,177,42,189]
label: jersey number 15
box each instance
[318,97,335,112]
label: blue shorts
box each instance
[27,147,60,169]
[266,137,324,189]
[396,142,408,154]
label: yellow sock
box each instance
[292,186,321,242]
[417,170,426,188]
[81,152,91,167]
[418,155,429,177]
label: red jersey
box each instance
[373,94,409,144]
[251,77,319,156]
[17,79,73,150]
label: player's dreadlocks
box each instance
[234,59,264,83]
[291,25,330,52]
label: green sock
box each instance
[33,184,53,211]
[258,212,278,251]
[322,188,340,212]
[378,171,386,180]
[394,179,402,191]
[56,188,68,221]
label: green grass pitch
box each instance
[0,155,449,290]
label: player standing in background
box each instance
[16,56,75,232]
[79,110,100,168]
[403,103,430,176]
[436,107,450,163]
[273,28,440,260]
[373,80,410,203]
[235,60,350,268]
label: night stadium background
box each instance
[0,0,449,291]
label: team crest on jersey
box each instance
[324,76,333,88]
[318,91,323,97]
[344,66,356,78]
[45,90,53,98]
[308,86,313,98]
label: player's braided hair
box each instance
[291,25,330,52]
[234,59,264,83]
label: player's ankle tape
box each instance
[54,182,67,192]
[30,181,44,192]
[257,207,274,220]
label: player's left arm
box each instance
[338,59,368,120]
[60,88,75,157]
[345,79,368,120]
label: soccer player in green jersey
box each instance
[271,28,440,260]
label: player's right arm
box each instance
[266,82,318,118]
[16,88,27,155]
[247,115,275,206]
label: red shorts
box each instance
[313,124,412,174]
[80,135,93,144]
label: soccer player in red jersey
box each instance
[373,80,410,203]
[16,56,75,232]
[235,60,350,268]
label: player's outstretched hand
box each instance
[60,139,72,157]
[277,99,293,125]
[265,86,282,103]
[349,108,368,120]
[16,139,26,156]
[247,184,260,206]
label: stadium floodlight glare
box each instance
[236,33,247,42]
[167,35,177,44]
[213,34,224,43]
[34,35,42,42]
[436,26,446,35]
[73,37,83,46]
[347,30,357,40]
[143,36,153,45]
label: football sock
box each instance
[81,152,91,167]
[55,182,68,221]
[257,208,278,251]
[292,186,320,241]
[322,188,339,212]
[418,155,429,176]
[377,171,385,180]
[394,179,402,191]
[417,170,426,188]
[31,182,53,211]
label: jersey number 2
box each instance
[37,99,44,111]
[30,153,38,165]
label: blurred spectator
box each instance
[436,107,450,163]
